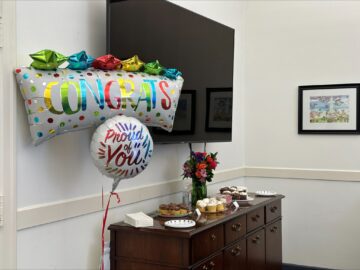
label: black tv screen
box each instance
[107,0,234,143]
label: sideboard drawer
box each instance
[225,215,246,244]
[191,225,224,263]
[223,239,246,270]
[115,231,189,266]
[192,253,223,270]
[266,200,281,223]
[247,207,265,232]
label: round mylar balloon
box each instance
[90,115,153,187]
[14,67,183,145]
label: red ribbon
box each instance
[101,192,121,270]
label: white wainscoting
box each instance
[17,166,360,230]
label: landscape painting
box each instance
[309,95,349,123]
[298,84,360,134]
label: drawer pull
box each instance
[252,235,261,244]
[209,261,215,269]
[210,234,217,241]
[231,223,242,232]
[251,214,260,222]
[270,206,278,213]
[270,226,278,233]
[202,265,208,270]
[231,245,242,256]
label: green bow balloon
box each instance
[30,49,68,70]
[143,60,164,75]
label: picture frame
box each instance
[206,88,233,132]
[298,84,360,134]
[153,90,196,135]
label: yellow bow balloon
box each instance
[121,55,145,72]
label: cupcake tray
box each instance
[197,207,228,214]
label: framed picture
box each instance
[298,84,360,134]
[153,90,196,135]
[206,88,232,132]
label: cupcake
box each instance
[178,204,189,215]
[239,192,248,200]
[232,192,241,200]
[207,203,217,213]
[216,201,225,212]
[237,186,247,192]
[196,200,207,212]
[220,187,230,193]
[159,204,169,215]
[173,206,181,215]
[203,198,210,204]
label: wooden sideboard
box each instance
[109,194,284,270]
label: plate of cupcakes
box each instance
[219,186,254,203]
[158,203,191,218]
[196,197,227,214]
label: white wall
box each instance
[244,1,360,269]
[16,1,245,269]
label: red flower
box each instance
[195,170,202,179]
[210,161,217,169]
[206,156,213,163]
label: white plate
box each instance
[236,196,254,203]
[255,190,277,197]
[164,219,196,228]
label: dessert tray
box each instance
[164,219,196,228]
[255,190,277,197]
[198,207,228,214]
[158,212,190,218]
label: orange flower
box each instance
[196,162,207,170]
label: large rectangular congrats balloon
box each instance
[14,67,183,145]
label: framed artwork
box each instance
[298,84,360,134]
[206,88,232,132]
[153,90,196,135]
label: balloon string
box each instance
[101,192,121,270]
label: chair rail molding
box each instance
[17,165,360,230]
[0,0,17,268]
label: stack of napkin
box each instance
[124,212,154,228]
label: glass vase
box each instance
[191,179,207,207]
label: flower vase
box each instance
[191,180,207,207]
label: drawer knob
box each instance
[209,261,215,269]
[202,265,208,270]
[270,226,278,233]
[252,235,261,244]
[251,215,259,222]
[231,223,242,232]
[231,245,242,256]
[210,234,217,241]
[271,206,278,213]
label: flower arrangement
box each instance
[182,151,219,183]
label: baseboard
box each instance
[283,263,337,270]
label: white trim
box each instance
[17,166,360,230]
[245,166,360,182]
[0,0,17,268]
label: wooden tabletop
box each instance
[108,194,284,238]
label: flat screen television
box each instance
[107,0,234,143]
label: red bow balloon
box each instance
[92,54,121,70]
